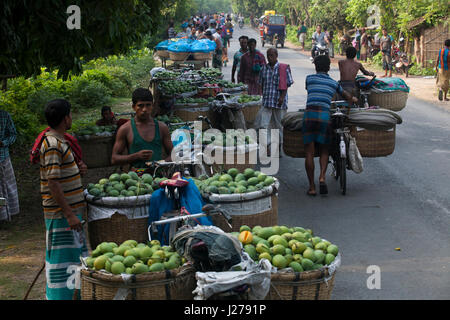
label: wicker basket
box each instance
[283,129,319,158]
[78,135,115,168]
[157,50,169,59]
[241,103,261,126]
[173,105,212,131]
[350,126,396,157]
[80,264,197,300]
[368,91,408,112]
[87,212,149,250]
[169,51,191,61]
[193,52,212,60]
[266,257,339,300]
[206,180,279,232]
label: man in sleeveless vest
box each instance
[111,88,173,169]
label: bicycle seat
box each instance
[159,172,189,188]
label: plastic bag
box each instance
[348,134,363,173]
[191,39,216,53]
[155,40,170,51]
[167,39,193,52]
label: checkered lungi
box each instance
[302,105,332,145]
[0,157,20,221]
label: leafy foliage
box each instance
[0,0,166,79]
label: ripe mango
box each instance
[94,255,108,270]
[291,242,307,254]
[238,231,253,245]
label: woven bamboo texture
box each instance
[80,264,196,300]
[211,194,278,232]
[241,104,261,124]
[266,269,336,300]
[87,212,149,250]
[169,51,191,61]
[368,91,408,112]
[283,129,320,158]
[157,50,169,59]
[350,126,396,157]
[173,107,212,131]
[193,52,212,60]
[78,135,115,168]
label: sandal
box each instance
[319,182,328,195]
[307,190,317,196]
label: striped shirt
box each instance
[40,131,85,219]
[306,73,344,109]
[0,110,17,162]
[438,48,449,70]
[259,62,294,109]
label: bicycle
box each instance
[329,100,357,195]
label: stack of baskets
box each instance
[80,264,197,300]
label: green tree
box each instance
[0,0,167,79]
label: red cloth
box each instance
[30,127,83,165]
[278,63,290,91]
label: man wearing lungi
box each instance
[0,109,19,222]
[302,56,358,196]
[436,39,450,101]
[40,99,88,299]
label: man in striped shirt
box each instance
[435,39,450,101]
[40,99,88,300]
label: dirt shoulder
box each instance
[283,40,450,112]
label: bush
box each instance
[0,92,43,145]
[65,77,112,110]
[81,68,128,97]
[27,87,63,123]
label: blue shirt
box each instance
[0,110,17,162]
[438,48,449,70]
[305,73,343,109]
[258,62,294,109]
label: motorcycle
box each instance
[310,43,329,62]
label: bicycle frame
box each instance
[329,101,354,195]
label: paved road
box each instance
[221,25,450,299]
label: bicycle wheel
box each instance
[339,157,347,195]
